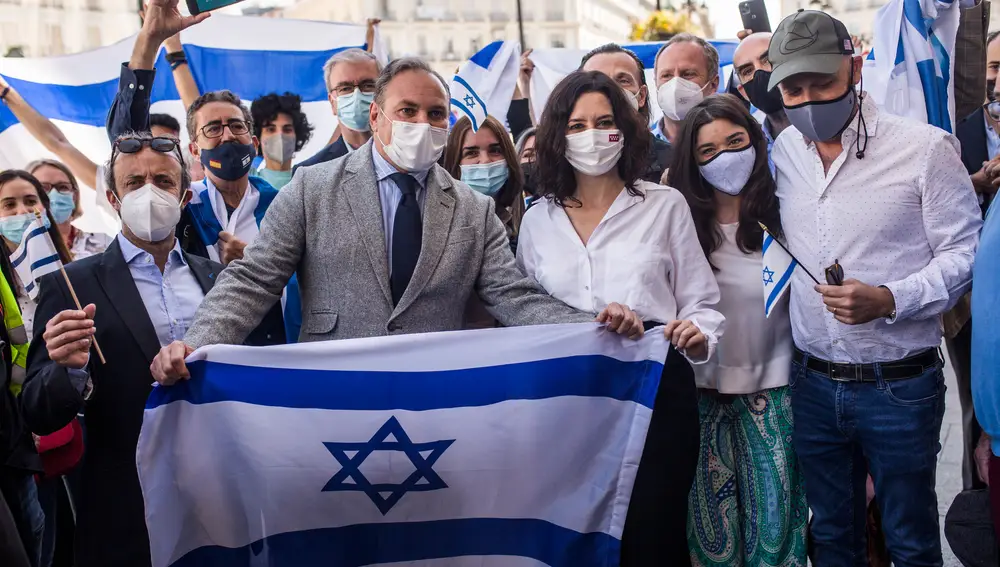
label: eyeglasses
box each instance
[331,81,377,97]
[40,182,74,194]
[824,259,845,286]
[199,119,250,139]
[111,136,182,165]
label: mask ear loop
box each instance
[855,65,869,160]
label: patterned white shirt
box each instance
[772,94,982,363]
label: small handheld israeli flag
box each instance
[11,214,61,300]
[451,40,521,131]
[761,225,797,318]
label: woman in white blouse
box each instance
[516,70,724,567]
[666,95,807,566]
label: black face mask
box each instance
[743,69,785,115]
[988,79,997,102]
[521,161,539,197]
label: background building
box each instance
[276,0,657,75]
[0,0,139,57]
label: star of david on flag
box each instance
[323,416,454,515]
[450,40,521,131]
[761,227,797,318]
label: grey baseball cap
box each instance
[767,10,854,90]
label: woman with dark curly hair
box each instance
[250,92,314,189]
[516,70,723,566]
[667,94,806,567]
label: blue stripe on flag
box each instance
[469,40,503,69]
[762,234,773,254]
[29,254,60,272]
[146,354,663,411]
[766,259,797,315]
[23,280,34,295]
[0,44,360,134]
[168,517,620,567]
[452,75,488,112]
[450,97,479,130]
[10,226,50,268]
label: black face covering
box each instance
[743,69,785,115]
[988,79,997,102]
[521,161,539,197]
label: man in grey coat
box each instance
[151,57,642,383]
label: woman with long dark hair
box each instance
[667,94,807,566]
[517,70,724,566]
[443,115,525,251]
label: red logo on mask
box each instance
[608,133,621,142]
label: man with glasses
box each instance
[294,48,382,171]
[19,131,246,567]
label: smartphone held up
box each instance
[739,0,772,34]
[186,0,245,16]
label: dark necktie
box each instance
[389,172,422,306]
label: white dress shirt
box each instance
[371,144,428,271]
[517,181,725,363]
[694,223,792,393]
[118,234,204,347]
[772,94,982,363]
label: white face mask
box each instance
[698,146,756,196]
[115,184,183,243]
[376,109,449,172]
[623,89,640,111]
[657,77,709,122]
[565,129,624,177]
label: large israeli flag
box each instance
[11,216,62,300]
[137,323,666,567]
[762,231,796,319]
[864,0,971,133]
[526,40,738,124]
[451,40,521,131]
[0,16,376,232]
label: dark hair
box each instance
[515,127,536,160]
[186,90,254,140]
[666,94,781,262]
[443,115,525,238]
[26,159,82,221]
[535,71,650,208]
[104,131,191,198]
[580,43,650,122]
[374,57,450,108]
[0,170,74,268]
[989,31,1000,46]
[250,92,314,155]
[149,113,181,135]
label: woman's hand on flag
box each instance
[595,302,644,340]
[663,320,706,360]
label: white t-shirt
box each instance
[692,223,793,394]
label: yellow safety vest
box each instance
[0,275,28,394]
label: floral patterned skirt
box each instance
[687,387,809,567]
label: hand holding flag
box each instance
[759,222,818,318]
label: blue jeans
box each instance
[789,355,945,567]
[13,474,44,567]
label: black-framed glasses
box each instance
[199,119,250,139]
[331,81,377,97]
[40,182,74,194]
[111,136,182,165]
[825,259,845,286]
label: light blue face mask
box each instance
[47,190,76,224]
[460,161,510,197]
[0,212,50,245]
[336,88,374,133]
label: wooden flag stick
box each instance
[758,222,822,286]
[34,210,106,364]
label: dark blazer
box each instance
[957,107,993,215]
[292,136,349,174]
[19,238,271,567]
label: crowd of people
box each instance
[0,0,998,566]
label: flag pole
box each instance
[35,210,106,365]
[758,222,822,285]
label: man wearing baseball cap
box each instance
[768,9,982,566]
